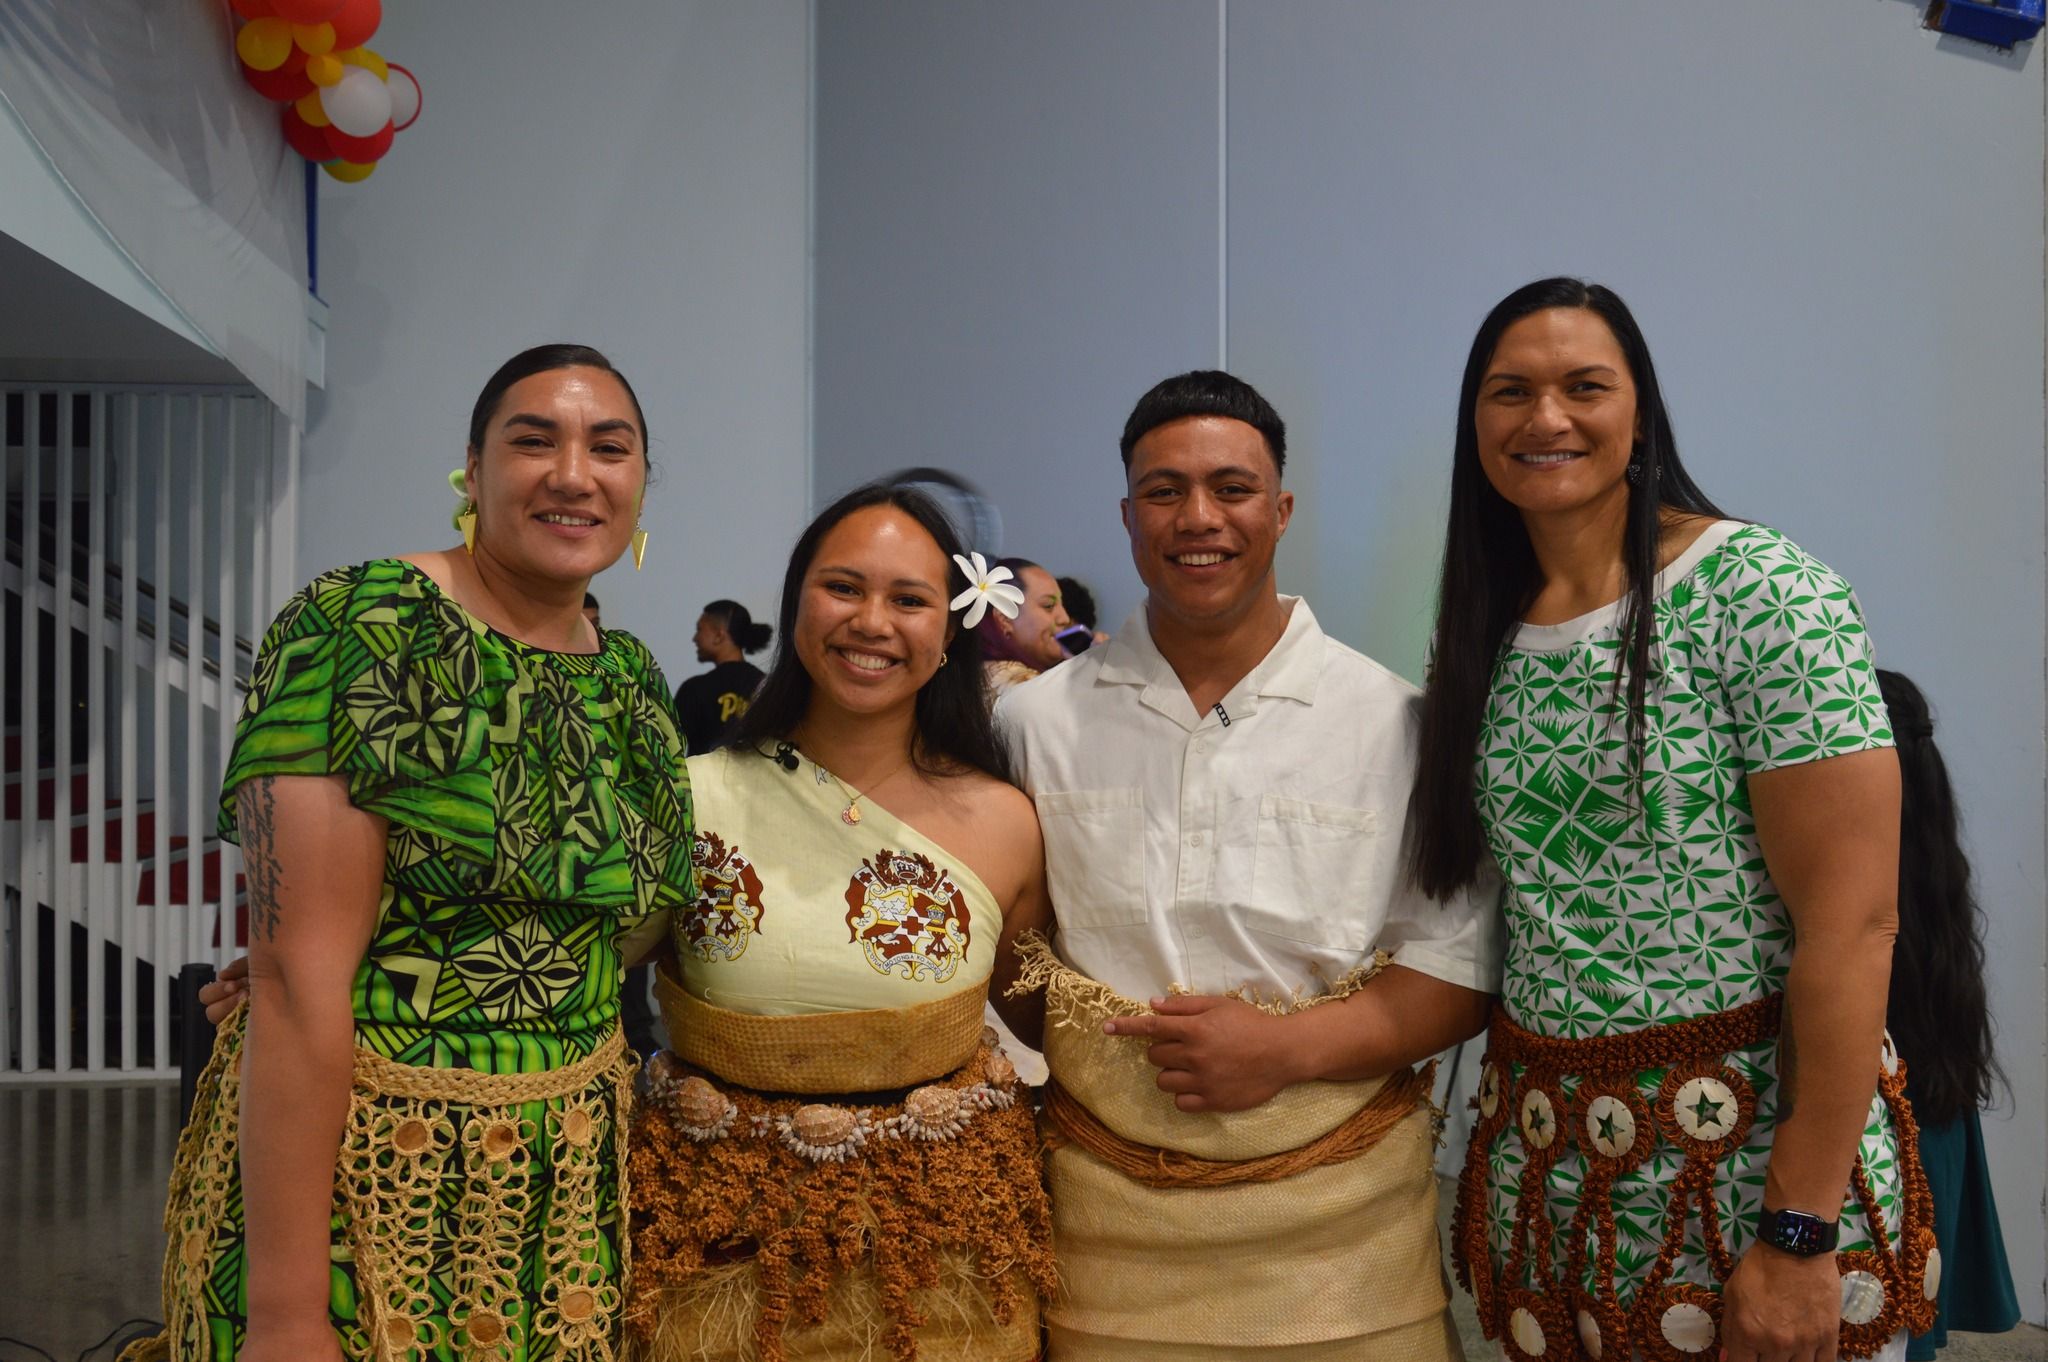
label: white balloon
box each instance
[388,67,421,130]
[321,67,393,138]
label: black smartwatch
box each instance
[1755,1207,1839,1256]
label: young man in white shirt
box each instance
[994,370,1501,1361]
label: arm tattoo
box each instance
[239,776,286,943]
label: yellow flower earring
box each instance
[630,491,649,570]
[449,469,478,554]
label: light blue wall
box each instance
[814,0,2048,1320]
[813,1,1221,619]
[300,0,811,685]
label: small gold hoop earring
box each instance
[940,652,949,668]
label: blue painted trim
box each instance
[305,157,319,298]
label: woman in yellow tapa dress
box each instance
[625,482,1057,1362]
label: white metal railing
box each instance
[2,385,296,1079]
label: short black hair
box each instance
[1056,576,1098,631]
[1119,369,1286,478]
[582,592,600,609]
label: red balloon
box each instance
[242,60,315,100]
[328,0,381,50]
[324,120,393,164]
[231,0,276,18]
[272,0,345,20]
[281,105,335,162]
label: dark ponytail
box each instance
[1878,669,2006,1124]
[704,599,773,655]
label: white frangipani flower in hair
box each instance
[949,551,1025,630]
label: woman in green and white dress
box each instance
[1411,279,1936,1362]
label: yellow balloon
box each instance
[235,17,294,73]
[322,159,376,183]
[295,91,330,127]
[306,53,345,87]
[338,46,389,81]
[292,22,336,56]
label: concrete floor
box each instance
[2,1081,2039,1361]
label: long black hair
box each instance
[731,482,1016,785]
[1878,669,2006,1124]
[703,599,772,654]
[1409,278,1725,897]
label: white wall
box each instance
[299,0,810,686]
[814,0,2048,1321]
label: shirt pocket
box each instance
[1247,794,1378,954]
[1035,787,1149,930]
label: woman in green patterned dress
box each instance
[1411,280,1934,1362]
[138,345,693,1362]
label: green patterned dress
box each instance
[160,559,693,1361]
[1462,523,1919,1357]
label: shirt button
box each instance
[1193,739,1206,753]
[1188,832,1204,846]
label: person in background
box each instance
[149,344,692,1362]
[1054,573,1110,652]
[675,598,771,753]
[1876,669,2021,1360]
[583,590,603,630]
[1421,278,1934,1362]
[976,556,1072,698]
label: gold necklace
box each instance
[808,752,911,826]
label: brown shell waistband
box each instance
[654,957,988,1094]
[644,1042,1023,1164]
[1481,992,1781,1074]
[1041,1061,1435,1189]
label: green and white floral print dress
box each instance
[1465,522,1918,1355]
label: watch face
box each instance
[1764,1209,1835,1255]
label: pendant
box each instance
[841,803,862,826]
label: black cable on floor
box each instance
[0,1338,59,1362]
[75,1319,161,1361]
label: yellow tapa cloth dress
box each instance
[1011,936,1463,1362]
[625,747,1055,1362]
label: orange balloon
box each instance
[306,52,345,86]
[294,90,330,127]
[235,17,294,72]
[292,22,336,55]
[322,158,376,183]
[337,45,389,80]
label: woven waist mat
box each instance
[1009,930,1397,1159]
[352,1025,627,1103]
[654,957,987,1094]
[1481,990,1780,1076]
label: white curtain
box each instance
[0,0,308,422]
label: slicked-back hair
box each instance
[1878,669,2007,1123]
[1408,278,1725,898]
[1119,370,1286,478]
[466,344,650,455]
[703,599,773,654]
[731,482,1016,785]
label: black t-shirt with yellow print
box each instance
[674,659,765,755]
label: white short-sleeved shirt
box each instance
[996,596,1502,1002]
